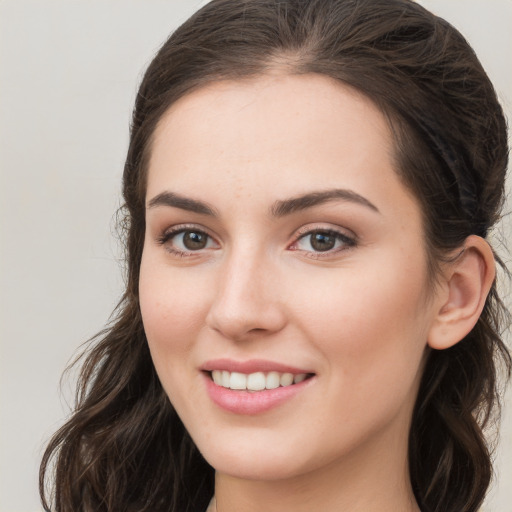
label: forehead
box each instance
[151,73,391,164]
[146,73,417,222]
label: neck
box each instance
[213,417,420,512]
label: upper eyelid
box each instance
[288,224,358,253]
[156,225,220,257]
[155,224,220,251]
[293,223,357,240]
[159,224,354,237]
[159,223,215,238]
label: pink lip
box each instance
[201,358,313,375]
[200,359,316,415]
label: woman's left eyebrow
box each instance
[270,189,380,217]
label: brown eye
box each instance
[309,232,336,252]
[182,231,208,250]
[158,228,217,254]
[293,229,356,254]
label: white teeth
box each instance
[229,372,247,390]
[294,373,307,384]
[280,373,294,386]
[210,370,311,391]
[247,372,266,391]
[212,370,222,385]
[265,371,281,389]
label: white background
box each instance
[0,1,510,511]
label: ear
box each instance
[427,235,495,350]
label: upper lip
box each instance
[201,358,314,375]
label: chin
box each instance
[204,448,308,481]
[190,426,328,482]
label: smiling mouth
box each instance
[207,370,315,392]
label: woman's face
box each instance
[139,74,441,481]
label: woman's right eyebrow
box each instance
[147,191,219,216]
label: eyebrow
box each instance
[147,191,218,216]
[270,189,380,217]
[146,188,379,217]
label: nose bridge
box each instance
[206,241,285,340]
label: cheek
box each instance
[138,259,217,416]
[290,252,430,394]
[139,259,211,362]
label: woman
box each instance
[40,1,511,511]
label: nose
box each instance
[205,249,287,341]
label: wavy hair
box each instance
[40,1,511,511]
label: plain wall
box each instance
[0,1,510,511]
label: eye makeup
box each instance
[156,224,219,257]
[155,221,358,260]
[288,223,358,259]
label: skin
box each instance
[139,73,482,512]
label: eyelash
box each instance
[156,224,357,258]
[289,227,357,258]
[156,224,217,257]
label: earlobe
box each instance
[427,235,495,350]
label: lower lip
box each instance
[203,373,314,415]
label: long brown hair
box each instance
[40,1,511,511]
